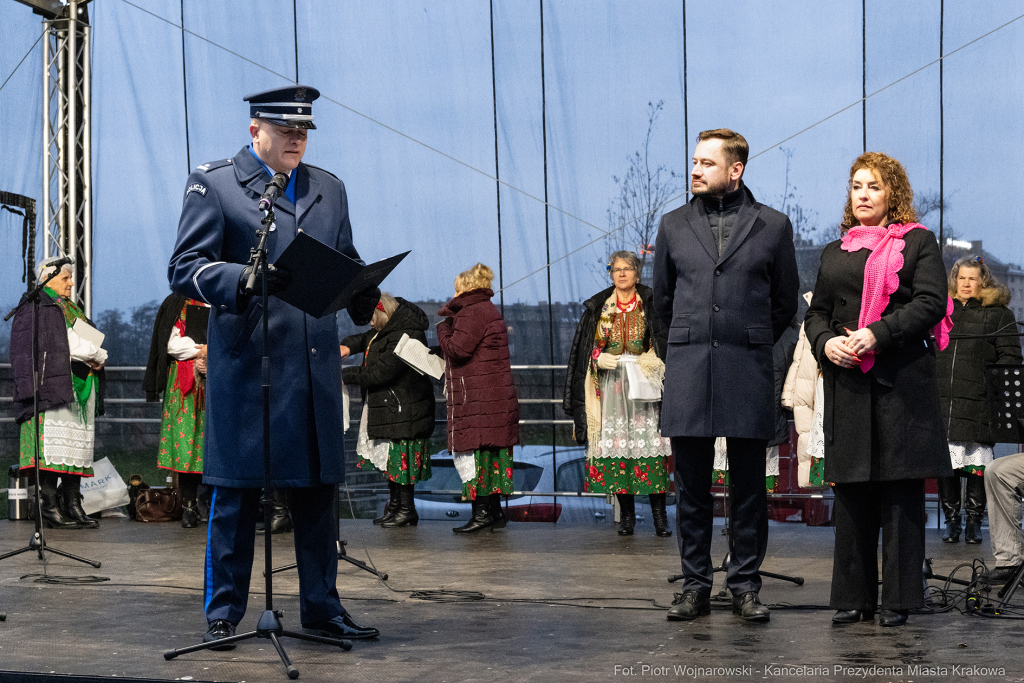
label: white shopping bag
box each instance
[80,457,131,514]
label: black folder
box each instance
[272,231,408,318]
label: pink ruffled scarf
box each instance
[840,223,953,373]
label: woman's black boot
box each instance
[60,475,99,528]
[937,476,962,543]
[616,494,636,536]
[179,472,201,528]
[649,493,672,537]
[374,480,398,525]
[489,494,507,529]
[382,484,419,528]
[39,471,79,529]
[453,497,493,534]
[965,474,986,545]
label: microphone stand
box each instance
[164,193,352,679]
[0,268,101,568]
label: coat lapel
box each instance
[718,202,760,265]
[295,164,321,228]
[684,200,719,262]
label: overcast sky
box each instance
[1,0,1022,315]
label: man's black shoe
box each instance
[666,591,711,621]
[832,609,874,624]
[202,619,237,650]
[303,612,379,640]
[983,563,1024,584]
[879,609,908,627]
[732,591,770,622]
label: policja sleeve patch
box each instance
[186,183,208,198]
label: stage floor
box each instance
[1,516,1023,682]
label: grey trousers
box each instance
[984,453,1024,568]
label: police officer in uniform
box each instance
[168,85,380,646]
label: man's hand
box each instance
[339,345,351,359]
[239,263,291,296]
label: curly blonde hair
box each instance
[455,263,494,295]
[839,152,917,234]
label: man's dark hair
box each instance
[697,129,749,167]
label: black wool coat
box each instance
[562,284,667,445]
[804,228,953,483]
[652,187,800,440]
[342,299,436,441]
[936,288,1022,445]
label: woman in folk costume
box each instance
[11,258,107,529]
[437,263,519,534]
[563,251,672,536]
[143,293,209,528]
[341,292,436,528]
[804,152,953,627]
[935,256,1022,544]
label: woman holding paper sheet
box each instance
[563,251,672,536]
[10,258,107,529]
[437,263,520,534]
[341,293,435,528]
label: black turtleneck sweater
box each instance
[699,182,748,257]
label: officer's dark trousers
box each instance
[673,436,768,597]
[204,484,344,626]
[830,479,926,611]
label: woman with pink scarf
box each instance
[804,152,953,628]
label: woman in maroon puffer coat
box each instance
[437,263,520,534]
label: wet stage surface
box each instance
[1,517,1023,682]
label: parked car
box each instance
[392,445,676,528]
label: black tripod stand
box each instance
[269,483,388,581]
[669,477,803,593]
[0,263,101,570]
[163,185,351,679]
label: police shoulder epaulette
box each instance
[195,159,233,173]
[304,163,339,181]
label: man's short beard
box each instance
[691,176,730,197]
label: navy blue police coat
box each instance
[168,147,372,488]
[652,187,799,440]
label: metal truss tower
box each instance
[26,0,93,315]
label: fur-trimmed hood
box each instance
[949,285,1012,308]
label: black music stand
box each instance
[163,186,351,680]
[1,266,101,570]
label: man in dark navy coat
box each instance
[653,129,798,623]
[168,85,380,646]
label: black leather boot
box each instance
[257,489,293,534]
[489,494,507,529]
[649,492,672,537]
[965,474,986,545]
[937,475,962,543]
[616,493,635,536]
[374,480,398,525]
[38,472,79,529]
[382,484,419,528]
[61,475,99,528]
[453,497,493,534]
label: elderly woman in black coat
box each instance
[805,152,953,627]
[936,256,1022,544]
[341,293,436,528]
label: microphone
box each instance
[258,172,289,211]
[47,256,73,271]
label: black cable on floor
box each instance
[20,574,109,585]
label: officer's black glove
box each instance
[239,262,292,297]
[348,286,381,326]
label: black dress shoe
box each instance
[879,609,908,627]
[666,591,711,621]
[732,591,770,622]
[832,609,874,624]
[303,612,379,640]
[983,563,1024,584]
[202,619,237,650]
